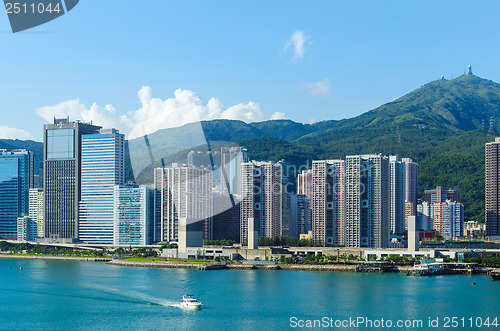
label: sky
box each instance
[1,0,500,141]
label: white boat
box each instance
[180,294,202,309]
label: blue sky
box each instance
[1,0,500,141]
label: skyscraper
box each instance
[297,169,313,201]
[29,188,44,239]
[402,158,418,216]
[389,156,405,234]
[289,194,310,238]
[404,201,414,231]
[485,138,500,237]
[345,155,390,248]
[154,164,212,243]
[220,146,248,198]
[424,186,460,204]
[213,196,241,242]
[441,201,464,239]
[78,129,125,243]
[240,161,282,244]
[417,201,433,231]
[0,149,33,240]
[311,160,345,246]
[297,169,313,238]
[17,216,36,241]
[43,118,101,242]
[113,185,152,245]
[433,202,444,234]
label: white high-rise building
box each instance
[297,170,313,201]
[345,155,390,248]
[441,201,464,239]
[17,216,36,241]
[240,161,282,244]
[311,160,345,246]
[29,188,44,239]
[78,129,125,244]
[154,164,212,243]
[113,185,152,245]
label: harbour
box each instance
[1,258,498,330]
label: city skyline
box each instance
[0,116,490,246]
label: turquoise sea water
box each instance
[0,258,498,330]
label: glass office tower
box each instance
[78,129,125,243]
[113,185,152,245]
[43,118,101,241]
[0,149,33,239]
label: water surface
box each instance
[0,258,498,330]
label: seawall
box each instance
[0,254,110,262]
[106,259,414,272]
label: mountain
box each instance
[314,74,500,134]
[201,119,333,142]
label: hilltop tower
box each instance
[467,65,472,75]
[488,117,496,135]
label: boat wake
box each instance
[169,303,183,308]
[169,303,204,310]
[76,282,178,307]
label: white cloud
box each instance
[36,99,131,130]
[307,118,316,124]
[0,125,33,140]
[271,112,287,120]
[285,30,310,62]
[35,87,287,139]
[302,78,330,97]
